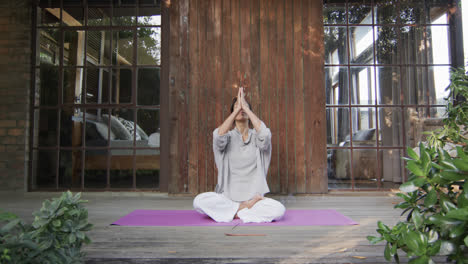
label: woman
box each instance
[193,87,285,223]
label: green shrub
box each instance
[368,68,468,264]
[0,191,93,264]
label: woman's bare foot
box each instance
[234,194,265,218]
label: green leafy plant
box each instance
[368,68,468,264]
[0,191,93,264]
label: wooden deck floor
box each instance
[0,191,452,264]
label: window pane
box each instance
[405,107,430,148]
[63,6,84,26]
[87,30,112,66]
[137,109,159,141]
[351,107,377,146]
[428,25,450,65]
[138,7,161,26]
[350,66,375,105]
[323,3,346,24]
[376,66,400,105]
[35,109,59,147]
[427,0,449,24]
[138,68,160,105]
[38,29,60,66]
[60,107,83,147]
[38,6,60,27]
[136,169,159,189]
[375,0,397,24]
[86,67,111,104]
[63,67,84,104]
[328,149,352,189]
[84,158,108,189]
[83,109,111,147]
[401,67,428,105]
[87,6,111,26]
[37,66,59,106]
[399,0,426,24]
[428,66,450,105]
[32,150,57,189]
[348,1,372,25]
[400,27,427,65]
[324,26,348,65]
[326,107,349,146]
[349,26,374,64]
[110,167,133,188]
[353,149,377,189]
[64,30,85,66]
[112,68,133,104]
[378,107,403,147]
[113,7,136,26]
[137,27,161,65]
[375,26,399,65]
[381,149,404,187]
[113,30,134,65]
[112,108,136,142]
[59,149,81,188]
[325,67,349,105]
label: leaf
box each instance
[452,159,468,171]
[384,242,392,261]
[405,231,427,256]
[424,189,438,207]
[448,223,465,238]
[438,241,455,255]
[456,147,468,162]
[464,236,468,247]
[367,235,384,244]
[427,240,441,256]
[440,198,457,213]
[377,221,391,233]
[439,170,465,181]
[407,147,420,161]
[445,208,468,220]
[440,161,458,170]
[52,220,61,228]
[412,210,424,230]
[407,161,426,177]
[400,181,419,193]
[428,229,439,243]
[457,190,468,208]
[0,219,20,233]
[408,256,433,264]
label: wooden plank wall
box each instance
[167,0,327,194]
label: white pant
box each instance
[193,192,286,223]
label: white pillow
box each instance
[102,114,132,140]
[94,122,116,140]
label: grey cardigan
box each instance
[213,122,272,202]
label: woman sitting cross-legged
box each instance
[193,87,285,223]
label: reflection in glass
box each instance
[350,66,375,105]
[428,25,450,64]
[83,109,111,147]
[32,150,57,189]
[400,27,426,65]
[138,68,160,105]
[401,67,428,105]
[399,0,426,24]
[113,30,134,65]
[377,67,400,105]
[375,0,397,24]
[87,7,111,26]
[323,3,346,24]
[428,66,450,105]
[38,7,60,27]
[86,31,111,66]
[63,7,84,26]
[113,7,136,26]
[378,108,403,146]
[350,26,373,64]
[326,108,350,146]
[64,30,85,66]
[325,67,349,105]
[353,149,377,189]
[138,8,161,26]
[380,149,404,187]
[86,67,110,104]
[375,26,399,64]
[427,0,449,24]
[37,66,59,106]
[324,26,348,65]
[112,108,136,141]
[35,109,59,147]
[351,107,377,143]
[348,2,372,24]
[112,68,133,104]
[405,107,430,148]
[137,27,161,65]
[327,149,352,189]
[59,150,81,188]
[38,29,60,66]
[63,68,84,104]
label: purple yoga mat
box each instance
[111,209,358,226]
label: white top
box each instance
[213,122,272,202]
